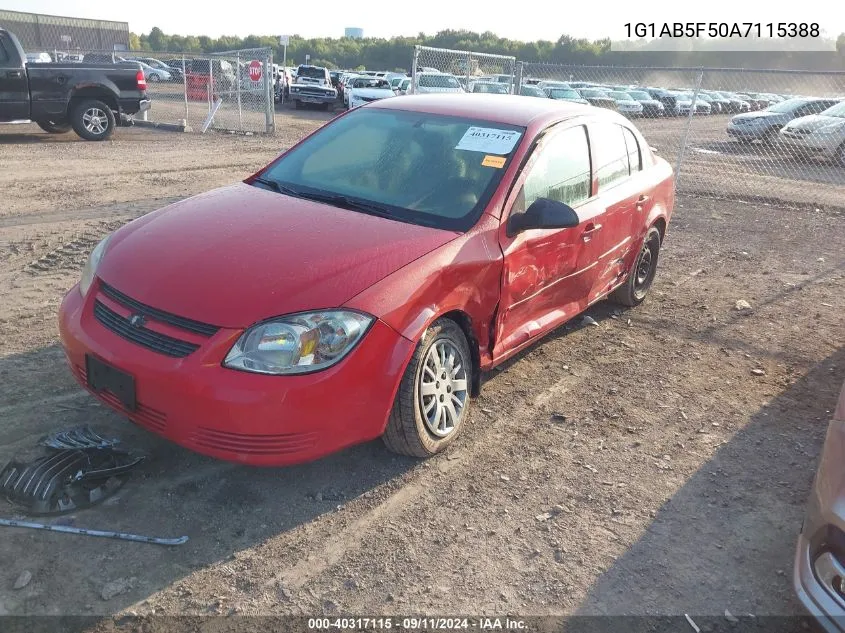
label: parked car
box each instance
[695,93,721,114]
[413,72,464,94]
[625,90,665,117]
[137,57,183,81]
[712,91,750,113]
[188,58,237,92]
[779,101,845,165]
[793,377,845,632]
[607,91,644,117]
[82,52,127,64]
[395,77,412,95]
[58,94,675,466]
[546,88,589,105]
[136,61,171,83]
[472,82,509,94]
[727,97,842,143]
[346,76,395,109]
[578,88,618,110]
[736,93,769,111]
[674,92,712,115]
[519,84,548,98]
[701,91,732,113]
[644,88,682,116]
[0,28,149,140]
[389,76,405,90]
[538,80,572,93]
[289,65,337,110]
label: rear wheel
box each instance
[70,99,115,141]
[382,318,472,458]
[611,227,661,307]
[36,119,72,134]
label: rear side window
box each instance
[589,123,630,190]
[0,37,10,63]
[622,127,642,173]
[521,125,592,209]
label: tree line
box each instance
[129,28,845,72]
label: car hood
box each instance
[97,183,459,328]
[785,114,845,132]
[350,88,395,99]
[416,86,464,93]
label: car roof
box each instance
[370,93,597,127]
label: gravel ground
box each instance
[0,114,843,631]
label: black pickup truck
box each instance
[0,28,150,140]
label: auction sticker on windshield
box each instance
[455,127,521,155]
[481,155,507,168]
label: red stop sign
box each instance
[248,60,262,82]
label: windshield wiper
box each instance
[252,177,301,198]
[295,190,397,220]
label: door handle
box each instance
[637,195,650,204]
[6,70,23,78]
[581,223,602,242]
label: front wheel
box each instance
[70,99,116,141]
[382,318,473,458]
[36,119,72,134]
[147,73,160,83]
[611,226,661,307]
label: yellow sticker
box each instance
[481,155,507,169]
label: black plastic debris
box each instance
[1,448,144,515]
[40,426,119,450]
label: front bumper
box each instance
[290,90,337,104]
[58,280,415,466]
[779,132,840,157]
[727,123,768,140]
[794,419,845,631]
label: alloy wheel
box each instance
[418,339,469,438]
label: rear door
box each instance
[584,121,651,302]
[0,31,29,121]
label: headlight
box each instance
[79,234,112,297]
[223,311,374,375]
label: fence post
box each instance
[466,52,472,91]
[675,68,704,192]
[513,61,523,95]
[182,54,189,130]
[410,46,420,95]
[265,50,275,134]
[236,51,243,131]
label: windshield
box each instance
[628,91,651,100]
[418,74,461,88]
[608,91,633,100]
[255,109,524,231]
[473,83,509,94]
[297,66,326,80]
[765,98,808,113]
[581,89,609,98]
[549,89,582,100]
[821,102,845,118]
[352,78,390,89]
[520,85,546,97]
[400,79,411,89]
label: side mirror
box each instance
[507,198,580,237]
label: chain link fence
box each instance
[47,48,275,134]
[410,45,516,95]
[0,9,129,53]
[517,62,845,209]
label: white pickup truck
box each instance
[289,65,338,110]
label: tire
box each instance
[147,73,160,83]
[294,100,301,110]
[382,318,473,458]
[323,102,333,112]
[761,128,780,144]
[611,227,661,307]
[70,99,115,141]
[35,119,72,134]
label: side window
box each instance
[622,127,642,173]
[589,123,630,190]
[0,38,10,64]
[519,125,592,212]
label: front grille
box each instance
[94,301,199,358]
[191,427,318,455]
[75,365,167,432]
[100,282,219,337]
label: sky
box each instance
[6,0,845,42]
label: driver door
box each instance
[493,123,607,360]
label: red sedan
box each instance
[58,94,674,466]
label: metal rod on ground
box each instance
[675,68,705,193]
[182,54,189,127]
[0,518,189,546]
[237,51,243,130]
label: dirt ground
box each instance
[0,112,844,630]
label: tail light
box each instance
[136,70,147,91]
